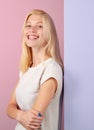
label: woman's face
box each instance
[24,14,47,48]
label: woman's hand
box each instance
[16,109,43,130]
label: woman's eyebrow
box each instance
[37,21,43,23]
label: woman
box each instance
[7,9,63,130]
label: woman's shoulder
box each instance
[46,58,61,67]
[40,58,63,87]
[44,58,62,73]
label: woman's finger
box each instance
[29,121,42,126]
[31,109,43,118]
[29,124,41,129]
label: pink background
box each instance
[0,0,64,130]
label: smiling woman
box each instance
[24,15,45,48]
[7,9,63,130]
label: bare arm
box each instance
[32,78,57,115]
[7,84,21,120]
[7,83,43,130]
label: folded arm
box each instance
[7,83,43,130]
[32,77,57,115]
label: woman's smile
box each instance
[24,15,47,48]
[27,34,39,41]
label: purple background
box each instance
[0,0,64,130]
[64,0,94,130]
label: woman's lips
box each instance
[27,35,39,40]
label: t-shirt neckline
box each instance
[28,57,52,70]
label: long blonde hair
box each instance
[20,9,63,73]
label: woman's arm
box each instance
[32,78,57,115]
[7,84,21,120]
[7,84,43,130]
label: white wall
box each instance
[64,1,94,130]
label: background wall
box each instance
[64,0,94,130]
[0,0,64,130]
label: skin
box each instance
[7,14,57,130]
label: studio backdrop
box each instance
[0,1,64,130]
[64,0,94,130]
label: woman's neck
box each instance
[31,48,50,67]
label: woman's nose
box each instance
[30,26,37,33]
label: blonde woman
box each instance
[7,9,63,130]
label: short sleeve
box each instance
[40,62,63,96]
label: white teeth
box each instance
[28,35,39,40]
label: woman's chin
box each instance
[26,42,38,47]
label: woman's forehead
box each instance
[27,14,43,23]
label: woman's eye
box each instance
[25,25,31,28]
[38,25,43,28]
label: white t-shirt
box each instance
[15,58,63,130]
